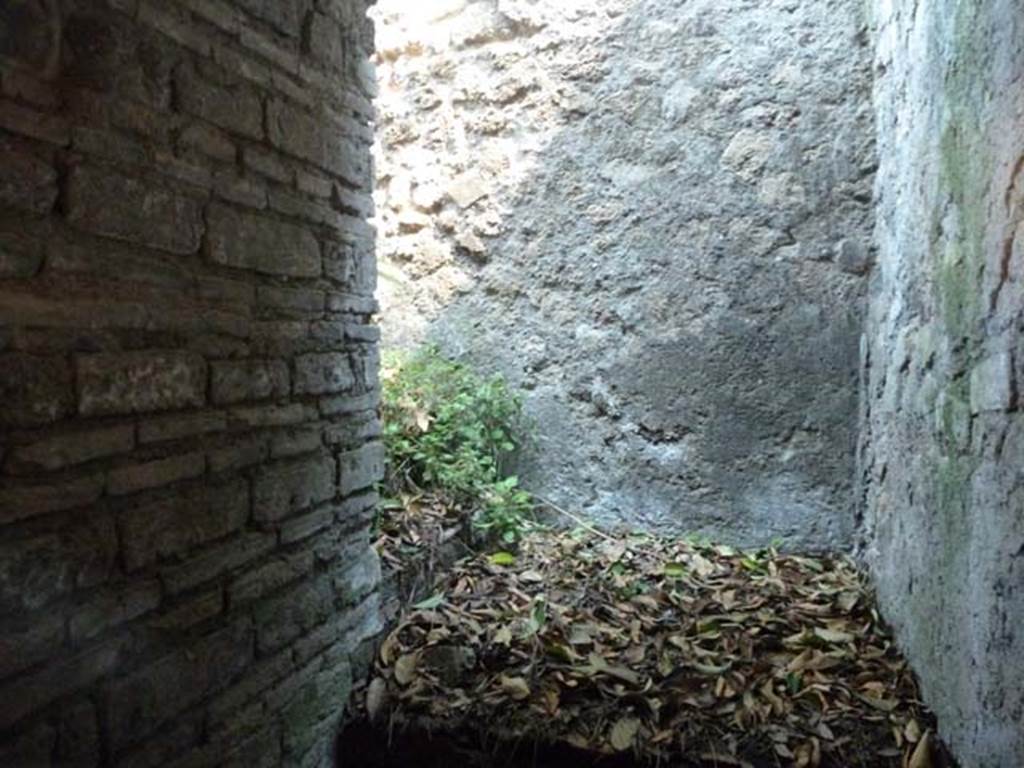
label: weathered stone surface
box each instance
[211,359,290,404]
[118,479,250,571]
[252,455,336,522]
[77,351,207,416]
[0,516,118,614]
[176,65,264,139]
[294,352,355,395]
[266,99,367,185]
[0,0,379,761]
[0,475,105,526]
[860,2,1024,764]
[373,0,875,549]
[308,12,344,71]
[252,574,334,654]
[69,581,161,644]
[228,550,315,605]
[8,424,135,473]
[139,411,228,444]
[65,166,204,254]
[107,452,206,496]
[337,441,385,496]
[105,620,253,752]
[0,612,65,679]
[324,238,376,293]
[0,142,57,213]
[0,353,74,427]
[206,202,321,278]
[0,229,44,278]
[161,533,275,594]
[0,636,127,731]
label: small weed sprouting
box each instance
[381,346,535,544]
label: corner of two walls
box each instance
[373,0,877,551]
[0,1,382,766]
[861,0,1024,763]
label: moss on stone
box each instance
[934,2,993,346]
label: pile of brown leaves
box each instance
[360,522,943,768]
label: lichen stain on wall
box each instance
[861,0,1024,763]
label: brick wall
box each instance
[0,1,381,766]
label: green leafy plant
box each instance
[381,346,535,543]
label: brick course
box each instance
[0,1,380,766]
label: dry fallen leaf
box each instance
[394,653,419,686]
[908,730,933,768]
[500,675,531,701]
[609,717,640,751]
[366,677,388,724]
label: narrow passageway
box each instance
[0,1,1021,767]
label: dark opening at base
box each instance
[338,721,759,768]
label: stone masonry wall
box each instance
[372,0,877,548]
[0,2,380,767]
[861,1,1024,765]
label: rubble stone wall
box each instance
[0,1,380,766]
[372,0,877,549]
[861,1,1024,764]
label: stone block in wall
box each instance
[0,229,45,278]
[257,285,326,315]
[0,98,68,146]
[0,635,129,732]
[56,697,100,768]
[0,353,74,428]
[161,533,275,595]
[65,166,204,255]
[0,515,118,614]
[211,360,291,405]
[118,478,249,572]
[7,424,135,473]
[179,121,238,162]
[279,505,334,544]
[105,619,253,753]
[206,202,321,278]
[970,352,1015,413]
[208,437,269,474]
[213,169,268,209]
[252,455,336,522]
[266,99,366,186]
[76,351,206,416]
[229,403,311,428]
[69,580,161,645]
[176,65,264,140]
[63,9,176,103]
[308,12,344,72]
[139,411,228,444]
[278,662,352,758]
[323,238,376,293]
[228,550,316,606]
[253,574,334,655]
[337,442,385,496]
[235,0,303,37]
[243,145,294,184]
[149,589,225,633]
[333,546,380,605]
[107,452,207,496]
[294,352,355,395]
[0,475,105,526]
[0,141,57,214]
[270,426,324,459]
[0,611,65,679]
